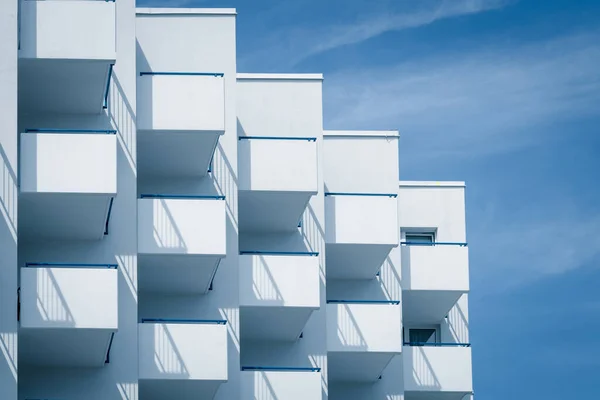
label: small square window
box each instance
[409,328,437,344]
[405,233,435,243]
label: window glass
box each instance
[409,328,437,344]
[405,233,434,243]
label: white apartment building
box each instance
[0,2,473,399]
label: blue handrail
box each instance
[141,318,227,325]
[139,194,225,200]
[404,342,471,347]
[103,64,114,109]
[208,258,222,291]
[140,72,224,77]
[239,136,317,142]
[325,192,397,198]
[24,128,116,135]
[105,332,115,363]
[240,251,319,256]
[24,263,118,269]
[241,366,321,372]
[327,300,400,305]
[104,197,114,235]
[401,241,467,247]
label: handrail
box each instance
[241,366,321,372]
[139,194,225,200]
[239,136,317,142]
[104,197,114,235]
[327,300,400,305]
[24,263,118,269]
[105,332,115,363]
[139,72,224,77]
[404,342,471,347]
[239,251,319,256]
[325,192,397,198]
[24,128,116,135]
[140,318,227,325]
[103,64,114,109]
[401,241,467,247]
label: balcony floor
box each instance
[403,290,464,324]
[326,243,395,279]
[328,352,396,382]
[140,379,223,400]
[239,191,314,233]
[240,306,315,342]
[405,392,472,400]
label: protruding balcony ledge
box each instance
[403,342,471,347]
[139,194,226,200]
[24,128,117,135]
[238,136,317,141]
[24,262,118,269]
[401,241,468,247]
[325,192,397,198]
[241,367,321,372]
[141,318,227,325]
[327,300,400,305]
[239,251,319,256]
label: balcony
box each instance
[137,72,225,178]
[241,367,322,400]
[139,319,228,400]
[19,263,118,367]
[403,343,473,398]
[18,0,116,113]
[238,136,318,233]
[325,193,398,279]
[402,242,469,324]
[327,301,402,382]
[239,252,320,341]
[19,129,117,241]
[137,195,227,294]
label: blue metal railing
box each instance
[208,258,222,291]
[324,192,397,198]
[401,241,467,247]
[139,194,225,200]
[105,332,115,363]
[104,197,114,235]
[239,136,317,141]
[24,262,117,269]
[327,300,400,305]
[103,64,114,109]
[24,128,116,135]
[404,342,471,347]
[141,318,227,325]
[139,72,224,77]
[240,251,319,256]
[241,366,321,372]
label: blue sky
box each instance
[139,0,600,398]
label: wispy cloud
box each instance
[324,31,600,159]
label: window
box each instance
[404,232,435,243]
[409,328,437,345]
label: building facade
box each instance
[0,2,472,399]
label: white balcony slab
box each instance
[403,345,473,397]
[241,369,322,400]
[19,0,116,113]
[325,194,398,279]
[238,137,318,233]
[139,321,228,400]
[19,265,118,367]
[327,302,402,382]
[19,131,117,240]
[239,253,320,341]
[138,196,227,294]
[137,73,225,178]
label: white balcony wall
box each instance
[398,182,467,242]
[403,346,473,393]
[137,74,225,132]
[323,131,399,194]
[327,303,401,353]
[139,322,228,381]
[238,139,318,192]
[20,267,118,329]
[241,370,322,400]
[138,198,226,256]
[20,133,117,195]
[240,254,320,307]
[19,0,116,60]
[402,245,469,291]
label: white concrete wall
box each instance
[19,0,116,60]
[239,255,320,307]
[139,323,227,381]
[403,346,473,393]
[136,9,239,400]
[401,245,469,291]
[238,139,318,192]
[20,267,117,329]
[20,133,117,194]
[398,182,467,242]
[0,0,19,398]
[137,74,225,132]
[241,370,322,400]
[138,198,226,256]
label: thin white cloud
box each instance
[324,32,600,159]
